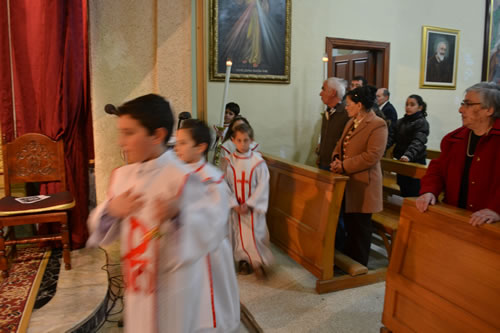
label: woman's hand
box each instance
[469,209,500,227]
[416,192,436,212]
[107,189,144,219]
[399,156,410,162]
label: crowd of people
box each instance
[85,78,500,332]
[318,77,499,266]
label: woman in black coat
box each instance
[392,94,430,197]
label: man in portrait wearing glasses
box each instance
[417,82,500,226]
[426,40,453,83]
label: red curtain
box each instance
[0,1,14,144]
[0,0,93,248]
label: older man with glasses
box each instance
[416,82,500,226]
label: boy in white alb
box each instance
[86,95,236,333]
[174,119,240,332]
[224,123,273,276]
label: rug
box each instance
[0,247,51,333]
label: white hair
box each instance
[325,77,347,99]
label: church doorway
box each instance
[325,37,390,88]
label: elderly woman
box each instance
[330,86,388,266]
[417,82,500,226]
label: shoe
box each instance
[238,261,252,275]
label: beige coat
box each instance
[333,111,387,213]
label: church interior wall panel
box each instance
[205,0,485,166]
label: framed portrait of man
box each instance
[420,26,460,89]
[482,0,500,83]
[209,0,291,83]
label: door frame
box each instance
[326,37,390,88]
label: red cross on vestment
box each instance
[236,171,250,204]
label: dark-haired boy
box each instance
[87,95,238,332]
[174,119,241,331]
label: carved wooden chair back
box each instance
[2,133,67,196]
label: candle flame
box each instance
[322,56,328,62]
[226,60,232,66]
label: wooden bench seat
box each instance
[374,158,429,259]
[372,203,401,258]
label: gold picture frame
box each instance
[209,0,291,83]
[420,26,460,89]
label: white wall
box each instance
[206,0,485,165]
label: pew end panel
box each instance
[263,154,348,282]
[382,198,500,333]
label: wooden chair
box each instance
[0,133,75,278]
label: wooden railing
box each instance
[382,198,500,332]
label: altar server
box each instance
[174,118,240,331]
[87,94,238,332]
[224,123,273,277]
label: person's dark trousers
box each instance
[396,174,421,197]
[343,212,373,266]
[334,199,347,252]
[396,157,426,197]
[318,164,330,171]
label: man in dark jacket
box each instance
[376,88,398,148]
[316,77,350,170]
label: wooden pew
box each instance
[263,154,386,294]
[426,148,441,160]
[381,198,500,332]
[374,158,428,258]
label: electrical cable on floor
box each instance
[93,247,124,332]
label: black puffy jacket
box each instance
[392,111,429,162]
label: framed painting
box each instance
[420,26,460,89]
[482,0,500,82]
[209,0,291,83]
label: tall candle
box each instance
[221,60,232,126]
[322,54,328,81]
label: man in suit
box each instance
[316,77,350,170]
[349,75,367,91]
[376,88,398,149]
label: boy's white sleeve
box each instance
[245,162,270,214]
[86,171,121,247]
[164,176,230,272]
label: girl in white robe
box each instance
[87,94,237,333]
[223,123,273,275]
[219,116,260,170]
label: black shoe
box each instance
[238,261,252,275]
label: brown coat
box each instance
[318,103,350,168]
[333,111,387,213]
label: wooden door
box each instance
[332,52,375,86]
[326,38,390,89]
